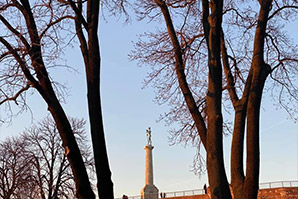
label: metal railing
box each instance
[259,180,298,189]
[115,180,298,199]
[160,188,205,198]
[115,189,205,199]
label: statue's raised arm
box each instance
[146,127,152,145]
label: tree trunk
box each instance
[244,66,270,199]
[86,0,114,198]
[46,94,95,199]
[86,59,114,199]
[25,70,95,199]
[230,106,246,199]
[243,1,272,198]
[13,1,96,197]
[71,0,114,197]
[220,28,250,199]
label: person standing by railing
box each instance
[203,184,207,194]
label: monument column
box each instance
[145,145,154,185]
[141,127,159,199]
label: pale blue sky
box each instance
[0,9,297,198]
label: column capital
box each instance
[145,144,154,150]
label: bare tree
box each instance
[0,116,94,199]
[22,116,94,199]
[130,0,298,199]
[0,0,96,198]
[0,137,35,199]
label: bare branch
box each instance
[268,5,298,20]
[220,30,239,106]
[154,0,207,147]
[0,14,30,50]
[67,0,88,30]
[74,0,89,67]
[39,15,75,39]
[167,0,196,9]
[0,37,40,89]
[271,58,298,71]
[0,83,31,105]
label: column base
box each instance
[141,184,159,199]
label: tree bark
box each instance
[230,106,246,199]
[205,1,231,198]
[244,1,272,199]
[219,1,272,198]
[75,0,114,198]
[220,28,249,199]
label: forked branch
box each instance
[0,83,31,105]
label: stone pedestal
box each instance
[141,184,159,199]
[141,144,159,199]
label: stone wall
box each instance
[258,187,298,198]
[164,187,298,199]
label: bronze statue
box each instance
[146,127,152,145]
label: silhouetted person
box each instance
[203,184,207,194]
[122,195,128,199]
[160,192,163,198]
[163,192,166,198]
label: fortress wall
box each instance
[258,187,298,198]
[164,187,298,199]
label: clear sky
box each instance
[0,8,297,199]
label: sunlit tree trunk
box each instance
[204,1,231,198]
[244,2,272,198]
[229,1,272,199]
[221,30,248,199]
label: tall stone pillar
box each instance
[141,128,159,199]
